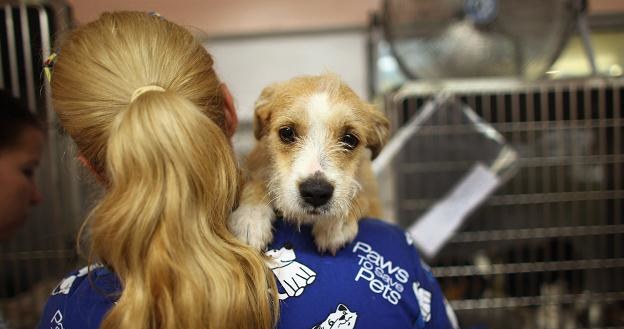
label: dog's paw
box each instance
[312,219,359,255]
[228,204,276,250]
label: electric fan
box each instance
[383,0,585,79]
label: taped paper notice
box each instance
[408,163,500,258]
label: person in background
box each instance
[37,11,459,329]
[0,91,44,241]
[0,91,45,329]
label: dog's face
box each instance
[253,75,388,223]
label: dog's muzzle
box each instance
[299,173,334,208]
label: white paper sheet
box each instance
[408,163,500,258]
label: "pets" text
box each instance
[352,241,409,305]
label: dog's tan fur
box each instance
[229,74,389,254]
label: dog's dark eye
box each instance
[279,126,296,144]
[340,133,359,150]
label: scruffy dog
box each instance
[229,74,389,254]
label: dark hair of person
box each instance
[0,90,44,151]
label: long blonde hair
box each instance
[51,11,277,329]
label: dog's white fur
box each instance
[229,74,388,254]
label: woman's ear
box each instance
[221,84,238,138]
[77,154,106,185]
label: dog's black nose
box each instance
[299,177,334,208]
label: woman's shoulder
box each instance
[272,217,422,262]
[269,218,458,329]
[37,264,119,329]
[358,218,416,246]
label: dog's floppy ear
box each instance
[364,104,389,159]
[253,83,279,140]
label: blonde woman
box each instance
[36,11,277,329]
[37,11,459,329]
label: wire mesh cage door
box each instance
[387,78,624,329]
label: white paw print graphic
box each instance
[405,232,414,246]
[413,281,432,322]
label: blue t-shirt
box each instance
[38,218,459,329]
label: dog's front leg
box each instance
[312,217,359,255]
[229,180,275,250]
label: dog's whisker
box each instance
[260,191,274,205]
[264,196,279,208]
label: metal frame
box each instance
[386,77,623,328]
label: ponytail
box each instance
[92,90,276,329]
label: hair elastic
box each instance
[43,52,58,83]
[130,85,165,102]
[148,11,164,19]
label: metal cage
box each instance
[387,78,624,329]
